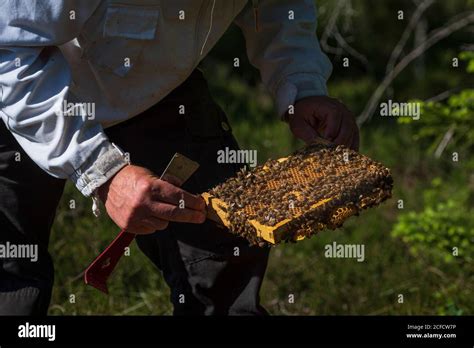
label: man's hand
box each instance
[286,96,359,150]
[97,165,206,234]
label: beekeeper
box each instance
[0,0,358,315]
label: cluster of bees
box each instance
[208,143,393,247]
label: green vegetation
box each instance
[48,0,473,315]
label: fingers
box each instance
[131,223,157,235]
[290,122,319,144]
[150,179,206,211]
[319,101,358,150]
[322,110,342,141]
[141,216,169,230]
[350,128,360,151]
[103,164,208,235]
[333,114,354,147]
[122,214,171,235]
[290,96,360,150]
[149,201,206,224]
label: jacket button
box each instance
[221,121,230,131]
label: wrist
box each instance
[69,141,130,198]
[96,162,130,202]
[275,73,329,121]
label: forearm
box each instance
[235,0,333,117]
[0,46,128,196]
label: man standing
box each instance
[0,0,358,315]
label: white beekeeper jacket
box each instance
[0,0,332,196]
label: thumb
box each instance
[291,123,320,144]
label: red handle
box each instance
[84,230,136,294]
[84,153,200,294]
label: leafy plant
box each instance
[392,178,473,264]
[392,53,474,266]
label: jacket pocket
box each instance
[103,4,159,40]
[82,3,160,77]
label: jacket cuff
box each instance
[69,141,129,197]
[275,73,328,119]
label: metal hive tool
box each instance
[202,139,393,246]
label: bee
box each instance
[206,140,392,245]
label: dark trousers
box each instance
[0,70,270,315]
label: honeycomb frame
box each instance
[203,142,393,246]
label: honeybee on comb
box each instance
[202,141,393,247]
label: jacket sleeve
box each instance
[0,1,128,196]
[234,0,333,118]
